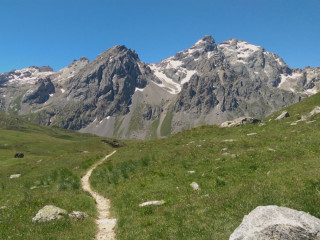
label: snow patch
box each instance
[305,87,318,95]
[61,88,65,93]
[8,67,53,85]
[135,87,145,92]
[181,70,197,85]
[279,73,303,88]
[106,116,110,120]
[49,94,54,97]
[149,64,181,94]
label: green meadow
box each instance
[1,92,320,239]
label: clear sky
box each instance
[0,0,319,73]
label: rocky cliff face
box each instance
[0,35,319,139]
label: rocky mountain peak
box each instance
[192,35,217,51]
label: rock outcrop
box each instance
[229,205,320,240]
[220,117,260,128]
[275,111,290,120]
[301,106,320,120]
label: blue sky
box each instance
[0,0,319,72]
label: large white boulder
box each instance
[230,205,320,240]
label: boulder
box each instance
[229,205,320,240]
[68,211,88,221]
[32,205,67,222]
[301,106,320,121]
[275,111,290,120]
[220,117,260,128]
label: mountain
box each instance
[1,35,320,139]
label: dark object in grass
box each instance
[14,152,24,158]
[101,139,125,148]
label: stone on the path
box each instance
[32,205,67,222]
[190,182,200,191]
[220,117,260,128]
[9,174,21,179]
[139,200,165,207]
[229,205,320,240]
[301,106,320,121]
[275,111,290,120]
[68,211,88,220]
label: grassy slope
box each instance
[91,93,320,240]
[0,112,112,240]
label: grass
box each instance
[160,111,173,137]
[90,92,320,239]
[2,92,320,239]
[0,112,112,239]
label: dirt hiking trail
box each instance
[81,150,117,240]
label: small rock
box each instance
[221,148,228,151]
[68,211,88,221]
[32,205,67,222]
[267,171,271,176]
[187,171,195,174]
[290,122,297,126]
[9,174,21,179]
[222,152,230,156]
[14,152,24,158]
[222,139,236,142]
[37,159,42,163]
[139,200,165,207]
[0,206,7,210]
[30,186,38,190]
[259,122,266,126]
[229,205,320,240]
[268,148,276,152]
[231,154,237,158]
[275,111,290,120]
[190,182,200,191]
[247,133,257,136]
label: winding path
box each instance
[81,150,117,240]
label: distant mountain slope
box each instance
[1,35,319,139]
